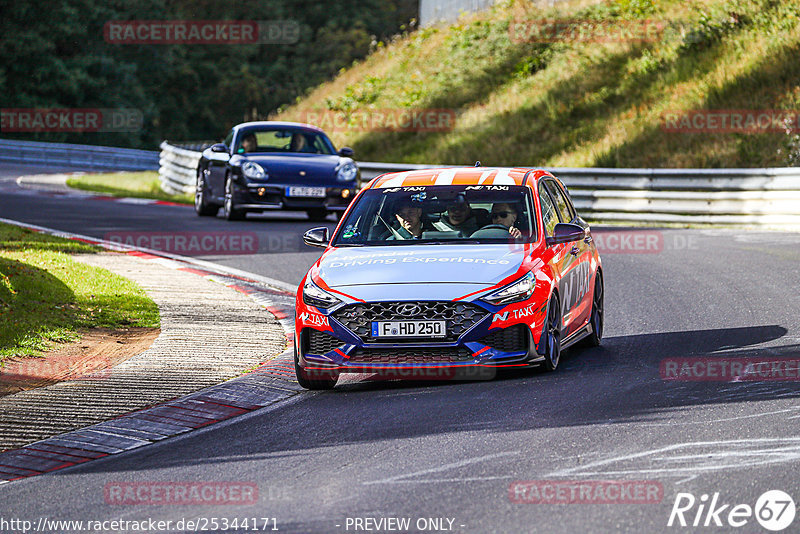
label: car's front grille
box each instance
[479,324,528,353]
[348,347,474,364]
[332,301,488,342]
[306,329,344,354]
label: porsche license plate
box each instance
[286,186,326,197]
[371,320,446,338]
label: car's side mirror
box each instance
[338,147,354,158]
[211,143,228,153]
[303,227,330,248]
[546,223,585,246]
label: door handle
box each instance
[570,246,579,256]
[584,235,592,244]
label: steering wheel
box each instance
[480,224,510,231]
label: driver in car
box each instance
[388,199,427,240]
[241,133,257,153]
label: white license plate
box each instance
[371,320,447,338]
[286,186,326,197]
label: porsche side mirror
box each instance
[211,143,228,153]
[339,147,354,158]
[303,227,330,248]
[546,223,585,246]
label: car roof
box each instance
[369,167,552,189]
[236,121,324,133]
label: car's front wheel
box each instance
[223,175,246,221]
[542,294,562,371]
[306,208,329,222]
[195,169,219,217]
[294,338,339,390]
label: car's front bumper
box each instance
[295,300,548,375]
[233,182,357,211]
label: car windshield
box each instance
[333,185,536,246]
[236,128,336,155]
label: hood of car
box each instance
[238,153,344,181]
[316,245,527,289]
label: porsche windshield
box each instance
[235,128,336,155]
[333,185,536,246]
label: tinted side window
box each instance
[545,179,574,223]
[538,183,559,237]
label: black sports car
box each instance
[195,121,360,221]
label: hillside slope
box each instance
[277,0,800,168]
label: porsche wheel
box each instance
[224,175,246,221]
[195,170,219,216]
[306,208,329,222]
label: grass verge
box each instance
[0,223,160,363]
[66,171,193,204]
[278,0,800,168]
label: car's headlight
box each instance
[243,161,267,180]
[336,161,358,182]
[303,278,342,308]
[483,272,536,305]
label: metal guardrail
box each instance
[0,138,159,171]
[160,141,800,227]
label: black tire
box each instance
[294,338,339,390]
[195,170,219,216]
[223,175,246,221]
[584,270,604,347]
[306,208,329,222]
[542,294,562,371]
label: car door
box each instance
[543,179,592,336]
[538,182,571,330]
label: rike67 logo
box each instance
[668,490,795,531]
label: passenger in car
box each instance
[490,203,523,238]
[433,196,488,236]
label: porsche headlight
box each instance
[336,161,358,182]
[243,161,267,180]
[302,278,342,308]
[483,272,536,305]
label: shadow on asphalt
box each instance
[55,324,800,477]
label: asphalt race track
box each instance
[1,163,800,533]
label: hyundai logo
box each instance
[396,303,421,316]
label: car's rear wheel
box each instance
[294,338,339,390]
[542,294,562,371]
[306,208,329,222]
[195,170,219,216]
[224,175,246,221]
[584,271,604,347]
